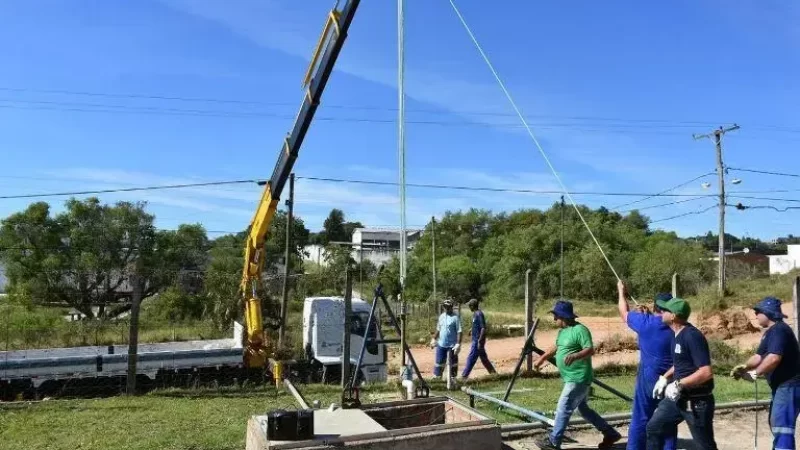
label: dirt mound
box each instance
[698,306,759,340]
[595,333,639,354]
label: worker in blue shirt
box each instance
[616,281,677,450]
[732,296,800,450]
[430,299,462,379]
[647,297,718,450]
[460,298,497,379]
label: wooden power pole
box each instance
[694,124,739,296]
[126,272,143,395]
[278,173,295,349]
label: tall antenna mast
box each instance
[397,0,408,368]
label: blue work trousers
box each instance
[646,396,717,450]
[770,384,800,450]
[461,339,495,378]
[549,382,620,447]
[433,345,458,378]
[628,372,677,450]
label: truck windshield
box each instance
[350,311,377,338]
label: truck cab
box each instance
[302,297,387,384]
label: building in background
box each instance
[302,228,422,269]
[352,228,422,267]
[768,244,800,275]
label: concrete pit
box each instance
[246,397,502,450]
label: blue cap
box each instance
[550,300,578,320]
[754,297,787,321]
[654,293,673,302]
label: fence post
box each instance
[342,270,353,389]
[525,268,533,373]
[126,272,143,395]
[672,272,679,298]
[792,276,799,342]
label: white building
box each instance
[352,227,422,267]
[302,228,422,269]
[768,244,800,275]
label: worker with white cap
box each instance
[732,296,800,450]
[430,299,462,379]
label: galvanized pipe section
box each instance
[499,399,770,433]
[462,387,555,427]
[283,378,310,410]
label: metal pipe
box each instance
[499,399,770,433]
[462,387,555,427]
[283,378,310,410]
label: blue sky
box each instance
[1,1,799,241]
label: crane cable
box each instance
[448,0,638,304]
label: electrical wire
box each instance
[7,86,800,133]
[611,171,715,210]
[728,167,800,179]
[0,176,723,200]
[0,179,260,200]
[650,204,718,223]
[621,196,709,213]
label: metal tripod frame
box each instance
[344,282,430,408]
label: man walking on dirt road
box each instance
[533,300,622,450]
[460,298,497,379]
[430,299,462,379]
[732,296,800,450]
[617,280,677,450]
[647,297,718,450]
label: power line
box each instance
[611,171,715,210]
[622,196,709,212]
[0,179,261,200]
[7,86,800,134]
[728,167,800,179]
[8,174,800,203]
[650,204,718,223]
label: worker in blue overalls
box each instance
[617,280,677,450]
[460,298,497,379]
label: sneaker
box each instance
[534,436,559,450]
[598,432,622,450]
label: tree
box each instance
[322,209,347,244]
[437,255,481,302]
[0,199,209,319]
[203,209,310,331]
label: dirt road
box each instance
[505,408,779,449]
[394,316,639,376]
[394,312,775,377]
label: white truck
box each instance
[300,296,388,384]
[0,297,388,399]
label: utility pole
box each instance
[342,270,353,390]
[524,268,533,372]
[431,216,437,305]
[694,124,739,297]
[126,271,143,395]
[278,173,295,350]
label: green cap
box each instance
[656,297,691,319]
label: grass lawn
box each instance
[0,373,763,450]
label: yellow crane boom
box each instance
[240,0,361,369]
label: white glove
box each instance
[429,339,437,349]
[652,375,668,399]
[665,381,682,402]
[452,344,461,355]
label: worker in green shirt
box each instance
[534,300,621,450]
